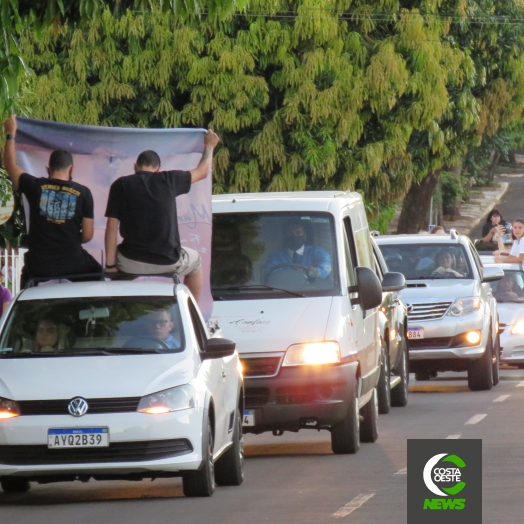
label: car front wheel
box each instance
[468,333,494,391]
[0,478,30,494]
[360,387,379,443]
[391,339,409,407]
[215,406,244,486]
[331,381,360,455]
[377,339,391,414]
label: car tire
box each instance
[468,333,494,391]
[215,407,244,486]
[377,339,391,414]
[492,333,500,386]
[360,387,379,443]
[391,340,409,407]
[331,381,360,455]
[0,478,30,494]
[183,417,215,497]
[415,372,431,381]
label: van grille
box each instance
[245,387,270,407]
[407,302,452,321]
[240,357,282,378]
[17,397,141,416]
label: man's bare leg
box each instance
[183,269,203,303]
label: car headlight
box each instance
[447,297,481,316]
[283,341,341,366]
[137,385,195,414]
[512,321,524,335]
[0,397,20,419]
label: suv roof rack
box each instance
[449,229,458,239]
[24,272,181,289]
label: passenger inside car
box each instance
[494,275,524,302]
[431,250,464,278]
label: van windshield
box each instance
[378,243,473,280]
[0,297,185,358]
[212,212,340,299]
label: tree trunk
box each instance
[485,150,500,184]
[509,150,517,165]
[397,171,441,233]
[443,161,463,220]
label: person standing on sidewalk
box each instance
[104,130,220,303]
[2,116,102,286]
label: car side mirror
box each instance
[382,272,406,292]
[202,338,236,360]
[481,266,504,283]
[355,266,383,310]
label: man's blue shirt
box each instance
[265,246,332,279]
[164,333,181,349]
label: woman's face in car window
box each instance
[438,252,453,268]
[36,319,59,349]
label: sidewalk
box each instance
[387,182,509,236]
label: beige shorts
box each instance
[116,247,202,276]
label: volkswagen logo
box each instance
[68,397,89,417]
[406,303,413,313]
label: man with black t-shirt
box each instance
[2,116,102,286]
[104,130,220,302]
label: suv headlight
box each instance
[0,397,20,419]
[283,341,341,366]
[447,297,481,317]
[512,321,524,335]
[137,385,195,414]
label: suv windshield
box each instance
[488,270,524,303]
[378,243,473,280]
[212,212,339,299]
[0,297,184,358]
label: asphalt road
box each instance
[470,173,524,240]
[2,370,524,523]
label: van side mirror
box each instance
[382,272,406,292]
[481,266,504,283]
[355,267,382,310]
[202,338,236,360]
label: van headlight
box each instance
[138,385,195,414]
[283,342,341,366]
[0,397,20,419]
[512,321,524,335]
[447,297,481,316]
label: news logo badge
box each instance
[407,439,482,523]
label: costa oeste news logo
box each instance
[423,453,466,509]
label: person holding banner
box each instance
[2,116,102,287]
[104,130,220,303]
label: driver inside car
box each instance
[146,309,180,349]
[265,219,331,282]
[431,249,464,278]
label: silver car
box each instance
[375,232,503,391]
[481,256,524,367]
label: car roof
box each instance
[374,233,467,246]
[17,280,177,301]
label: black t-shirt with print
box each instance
[105,170,192,265]
[482,219,508,239]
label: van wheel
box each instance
[391,340,409,407]
[0,478,30,493]
[215,407,244,486]
[360,388,379,443]
[183,417,215,497]
[492,333,500,386]
[468,333,494,391]
[377,339,391,414]
[331,381,360,454]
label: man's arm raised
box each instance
[2,116,24,188]
[189,130,220,184]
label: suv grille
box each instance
[0,439,193,465]
[407,302,452,321]
[17,397,141,416]
[245,387,270,407]
[240,357,282,377]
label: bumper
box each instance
[0,408,204,479]
[500,328,524,364]
[243,361,358,434]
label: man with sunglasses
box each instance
[146,309,180,349]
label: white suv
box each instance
[376,232,503,391]
[0,277,243,497]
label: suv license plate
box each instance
[408,327,424,339]
[243,410,255,427]
[48,428,109,448]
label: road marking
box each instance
[464,414,487,425]
[493,394,510,402]
[394,467,407,475]
[516,381,524,387]
[333,493,375,518]
[446,434,461,439]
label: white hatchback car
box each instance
[0,278,243,497]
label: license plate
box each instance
[48,428,109,448]
[243,409,255,427]
[408,327,424,339]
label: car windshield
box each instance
[211,212,339,299]
[0,297,185,358]
[378,243,473,280]
[487,270,524,303]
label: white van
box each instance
[210,191,401,454]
